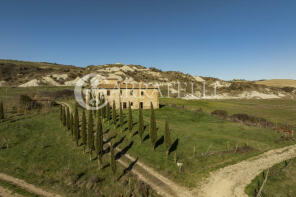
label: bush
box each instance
[230,114,250,122]
[211,110,228,119]
[38,89,74,99]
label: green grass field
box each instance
[246,158,296,197]
[160,98,296,128]
[0,108,156,197]
[104,105,294,188]
[1,88,295,195]
[64,98,296,188]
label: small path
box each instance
[0,185,23,197]
[197,144,296,197]
[59,101,194,197]
[0,173,62,197]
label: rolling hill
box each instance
[0,59,295,99]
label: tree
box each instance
[87,110,94,160]
[62,106,66,127]
[60,106,64,127]
[138,107,144,142]
[149,102,157,149]
[81,110,87,153]
[74,106,80,146]
[119,102,123,133]
[128,102,133,135]
[70,113,74,136]
[0,101,4,120]
[164,120,172,157]
[97,108,101,118]
[101,98,106,121]
[66,107,71,131]
[110,143,117,175]
[59,105,63,122]
[112,101,116,128]
[96,116,104,169]
[106,102,111,125]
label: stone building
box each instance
[86,78,159,109]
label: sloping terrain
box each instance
[255,79,296,88]
[0,59,295,99]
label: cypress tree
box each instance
[149,102,157,149]
[106,102,111,125]
[164,120,172,157]
[112,101,116,128]
[81,110,87,153]
[101,98,106,121]
[97,108,101,118]
[96,116,104,169]
[60,105,63,127]
[74,106,80,146]
[119,102,123,133]
[87,110,94,160]
[70,113,74,136]
[138,107,144,142]
[128,102,133,134]
[62,107,66,127]
[0,101,4,120]
[110,143,117,175]
[66,107,71,131]
[59,105,63,122]
[93,109,97,118]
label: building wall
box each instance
[86,88,159,109]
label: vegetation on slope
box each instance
[246,158,296,197]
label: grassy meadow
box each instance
[1,87,295,195]
[106,105,294,188]
[160,98,296,128]
[65,97,295,188]
[0,109,156,197]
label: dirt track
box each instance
[0,173,62,197]
[196,144,296,197]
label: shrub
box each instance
[211,110,228,119]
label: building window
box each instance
[107,90,110,96]
[123,102,127,109]
[130,102,133,106]
[140,102,143,109]
[120,90,122,95]
[141,91,144,96]
[130,90,133,96]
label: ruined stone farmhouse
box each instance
[85,78,159,109]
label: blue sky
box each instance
[0,0,295,80]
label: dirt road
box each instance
[0,173,62,197]
[196,144,296,197]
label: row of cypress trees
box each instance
[107,100,172,156]
[60,104,117,174]
[60,98,173,173]
[92,100,171,155]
